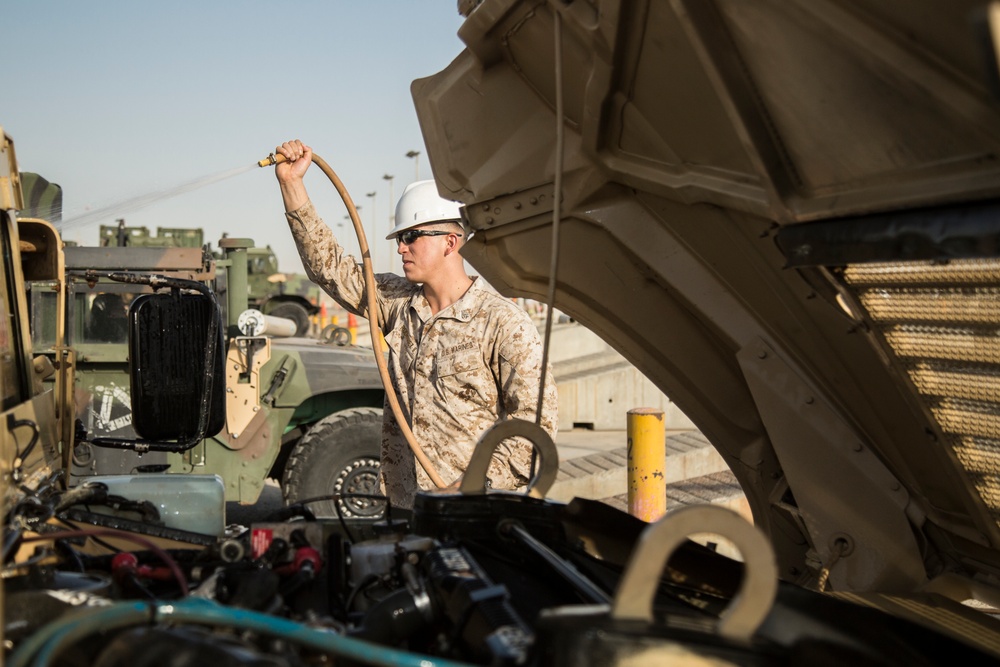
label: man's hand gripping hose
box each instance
[259,151,448,488]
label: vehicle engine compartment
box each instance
[4,481,994,666]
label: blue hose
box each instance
[8,601,153,667]
[15,598,477,667]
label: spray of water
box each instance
[57,163,258,233]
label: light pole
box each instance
[383,173,395,271]
[344,206,361,225]
[345,207,360,254]
[343,208,360,228]
[366,192,377,269]
[406,150,421,182]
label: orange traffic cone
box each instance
[348,313,357,345]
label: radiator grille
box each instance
[842,259,1000,526]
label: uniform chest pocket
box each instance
[433,351,494,412]
[435,351,485,379]
[385,325,417,374]
[434,350,497,412]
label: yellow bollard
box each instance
[627,408,666,521]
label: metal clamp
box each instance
[611,505,778,642]
[459,418,558,497]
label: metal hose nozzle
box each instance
[257,152,287,168]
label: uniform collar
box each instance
[411,276,483,323]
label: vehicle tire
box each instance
[268,302,311,337]
[282,407,385,519]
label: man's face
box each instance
[395,223,461,283]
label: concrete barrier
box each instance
[548,323,695,432]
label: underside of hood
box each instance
[412,0,1000,596]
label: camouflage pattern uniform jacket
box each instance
[287,202,558,508]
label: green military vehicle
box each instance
[0,134,68,526]
[99,221,320,336]
[27,228,386,519]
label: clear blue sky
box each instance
[4,2,467,273]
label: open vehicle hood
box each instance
[413,0,1000,597]
[10,18,1000,657]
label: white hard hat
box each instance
[386,180,463,240]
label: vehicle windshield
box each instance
[81,290,132,344]
[30,280,143,349]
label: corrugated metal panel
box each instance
[843,259,1000,526]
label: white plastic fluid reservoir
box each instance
[237,309,297,337]
[83,474,226,537]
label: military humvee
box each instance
[7,1,1000,662]
[99,221,321,336]
[27,232,385,518]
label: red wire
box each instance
[19,528,189,596]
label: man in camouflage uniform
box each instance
[274,140,558,508]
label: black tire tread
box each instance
[282,407,382,510]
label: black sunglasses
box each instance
[396,229,462,245]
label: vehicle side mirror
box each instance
[129,291,225,441]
